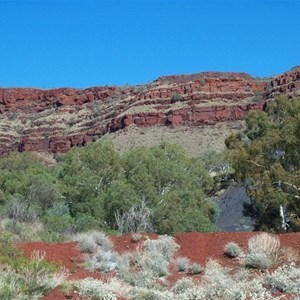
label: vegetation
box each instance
[0,141,218,236]
[171,93,182,103]
[0,235,66,299]
[226,96,300,231]
[245,233,281,269]
[74,278,116,300]
[224,242,242,258]
[71,237,300,299]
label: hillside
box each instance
[1,67,300,156]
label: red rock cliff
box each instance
[0,68,299,155]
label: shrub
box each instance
[4,219,23,235]
[224,242,242,258]
[116,252,163,288]
[90,231,113,251]
[115,200,153,234]
[117,253,156,287]
[74,278,116,300]
[129,287,174,300]
[75,233,97,253]
[92,250,117,272]
[188,263,203,274]
[245,233,280,269]
[0,232,21,258]
[5,193,38,223]
[0,251,66,299]
[42,215,75,234]
[263,262,300,294]
[140,251,169,277]
[75,214,100,232]
[174,256,191,272]
[171,93,182,103]
[172,278,194,294]
[46,201,70,217]
[143,235,179,261]
[74,230,112,253]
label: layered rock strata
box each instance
[1,67,300,155]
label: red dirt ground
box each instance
[17,232,300,300]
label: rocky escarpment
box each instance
[0,67,300,155]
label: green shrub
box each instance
[224,242,242,258]
[4,219,23,235]
[74,278,117,300]
[0,251,66,299]
[42,215,75,234]
[171,93,182,103]
[75,214,100,232]
[188,263,203,274]
[40,230,65,243]
[46,201,70,217]
[0,232,21,259]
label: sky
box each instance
[0,0,299,88]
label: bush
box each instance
[171,93,182,103]
[263,262,300,294]
[76,233,97,253]
[224,242,242,258]
[188,263,203,274]
[115,200,153,234]
[140,251,169,277]
[75,214,100,232]
[42,215,75,234]
[74,278,116,300]
[92,250,117,272]
[89,231,113,251]
[172,278,194,294]
[74,230,112,253]
[245,233,280,269]
[174,256,191,272]
[129,287,174,300]
[0,251,66,299]
[143,235,179,261]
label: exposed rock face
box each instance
[1,67,299,155]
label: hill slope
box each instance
[1,67,300,155]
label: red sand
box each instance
[16,232,300,300]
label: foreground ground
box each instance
[17,231,300,300]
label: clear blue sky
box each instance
[0,0,299,88]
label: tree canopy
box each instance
[0,141,218,235]
[226,96,300,231]
[60,141,217,234]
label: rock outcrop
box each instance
[1,67,300,155]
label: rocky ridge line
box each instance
[0,67,300,155]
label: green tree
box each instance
[226,96,300,231]
[60,141,217,234]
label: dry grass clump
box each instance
[74,230,113,253]
[245,233,281,269]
